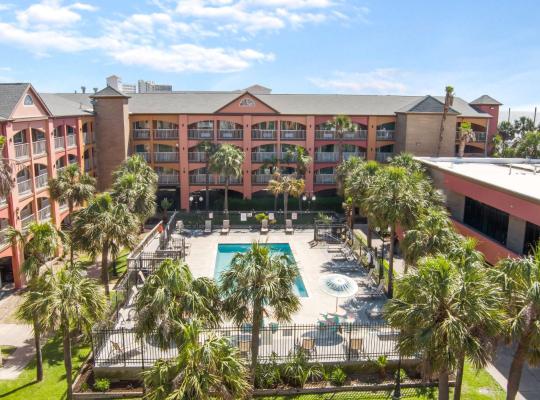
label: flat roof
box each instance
[417,157,540,203]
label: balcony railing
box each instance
[189,174,214,185]
[280,130,306,140]
[218,129,243,140]
[375,152,393,163]
[343,151,366,160]
[54,136,65,149]
[154,152,179,163]
[83,131,93,144]
[0,197,6,208]
[315,130,368,140]
[38,206,51,221]
[376,130,395,140]
[279,153,298,162]
[158,174,179,185]
[217,176,242,185]
[188,152,207,163]
[0,228,9,248]
[315,152,338,162]
[133,129,151,140]
[455,131,487,142]
[154,129,179,140]
[136,152,151,162]
[67,134,77,148]
[188,129,214,140]
[252,152,276,163]
[15,143,29,160]
[32,140,47,156]
[252,129,276,140]
[252,174,272,184]
[21,214,35,231]
[35,173,48,189]
[17,179,32,196]
[315,174,336,184]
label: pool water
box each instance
[214,243,308,297]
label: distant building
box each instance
[106,75,136,94]
[121,84,137,94]
[138,80,173,93]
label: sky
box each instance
[0,0,539,110]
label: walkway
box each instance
[0,323,34,380]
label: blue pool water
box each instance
[214,243,308,297]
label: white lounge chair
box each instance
[204,220,212,234]
[176,220,184,232]
[221,219,230,235]
[137,270,146,284]
[370,281,386,297]
[261,219,269,234]
[285,219,293,234]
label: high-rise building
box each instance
[138,80,173,93]
[106,75,136,94]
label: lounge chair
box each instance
[299,337,317,356]
[204,220,212,234]
[348,338,364,358]
[137,270,146,284]
[221,219,230,235]
[238,340,251,357]
[332,252,348,261]
[176,220,184,232]
[285,219,293,234]
[327,243,346,253]
[261,219,269,234]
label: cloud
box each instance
[309,69,408,94]
[16,0,97,28]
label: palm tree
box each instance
[338,156,369,228]
[385,256,503,400]
[196,140,218,210]
[456,122,475,157]
[436,86,455,157]
[8,221,64,382]
[142,322,250,400]
[494,248,540,400]
[328,115,355,164]
[389,152,425,173]
[220,242,301,378]
[365,166,427,297]
[0,136,13,199]
[21,265,106,400]
[71,193,139,297]
[293,145,312,179]
[134,259,221,349]
[268,170,282,212]
[209,144,244,216]
[514,130,540,158]
[267,176,304,221]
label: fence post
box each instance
[347,323,352,362]
[121,328,127,367]
[141,335,145,371]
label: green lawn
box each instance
[1,346,16,360]
[0,338,90,400]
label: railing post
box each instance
[121,328,127,367]
[347,323,352,362]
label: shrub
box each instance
[329,367,347,386]
[255,212,269,222]
[374,355,388,379]
[93,378,110,392]
[80,382,89,392]
[255,355,281,389]
[281,349,324,388]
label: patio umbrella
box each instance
[319,274,359,313]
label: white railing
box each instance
[455,131,487,142]
[252,129,276,140]
[188,129,214,140]
[252,152,276,162]
[315,130,368,140]
[218,129,243,140]
[189,174,214,185]
[21,214,35,231]
[136,152,151,162]
[315,174,336,184]
[83,132,93,144]
[217,176,242,185]
[154,152,179,163]
[279,152,298,162]
[0,228,9,247]
[17,179,32,195]
[188,152,207,162]
[315,152,338,162]
[15,143,29,159]
[343,152,366,160]
[345,130,368,140]
[154,129,179,140]
[54,136,65,149]
[158,174,179,185]
[280,130,306,140]
[38,206,51,221]
[67,134,77,148]
[252,174,272,184]
[35,173,48,189]
[32,140,47,156]
[376,130,395,140]
[0,197,6,207]
[375,152,393,162]
[133,129,151,139]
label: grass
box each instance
[0,338,90,400]
[1,345,16,360]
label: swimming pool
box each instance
[214,243,308,297]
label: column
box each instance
[367,116,377,161]
[242,115,252,199]
[305,116,315,194]
[178,115,190,210]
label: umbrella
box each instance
[319,274,359,313]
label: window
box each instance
[463,197,509,245]
[523,222,540,255]
[23,94,33,106]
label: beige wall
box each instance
[428,168,465,221]
[394,113,407,154]
[507,216,526,254]
[399,113,456,156]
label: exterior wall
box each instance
[399,113,457,156]
[506,216,526,254]
[472,104,499,154]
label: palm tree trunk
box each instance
[367,218,372,248]
[33,315,43,381]
[438,370,450,400]
[350,204,355,229]
[224,180,229,216]
[454,354,465,400]
[387,225,396,299]
[101,243,110,297]
[458,139,466,158]
[62,319,73,400]
[284,192,289,221]
[507,330,532,400]
[250,304,263,385]
[274,193,278,212]
[205,160,210,211]
[68,202,74,266]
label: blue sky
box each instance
[0,0,539,109]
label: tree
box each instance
[8,221,64,381]
[21,265,106,400]
[134,259,221,349]
[196,140,218,211]
[328,115,355,164]
[209,144,244,216]
[293,145,312,179]
[436,86,455,157]
[160,197,173,222]
[71,193,139,297]
[365,166,427,297]
[514,130,540,159]
[267,176,304,221]
[513,116,536,139]
[456,122,476,157]
[0,136,13,199]
[389,152,425,173]
[498,120,516,142]
[385,256,503,400]
[142,323,250,400]
[494,248,540,400]
[220,242,300,379]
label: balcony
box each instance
[136,152,151,162]
[252,152,276,163]
[154,129,179,140]
[455,131,487,142]
[17,179,32,196]
[83,132,93,144]
[376,130,395,140]
[315,152,338,163]
[252,174,272,185]
[315,174,336,184]
[188,152,207,163]
[21,213,35,231]
[154,152,179,163]
[35,173,48,190]
[54,136,65,150]
[280,130,306,140]
[375,152,393,163]
[32,140,47,156]
[158,174,180,185]
[315,130,368,140]
[38,206,51,221]
[0,228,9,248]
[218,129,243,140]
[189,174,214,185]
[0,197,6,208]
[217,176,242,185]
[84,159,92,172]
[343,151,366,160]
[67,134,77,148]
[188,129,214,140]
[15,143,29,160]
[133,129,151,140]
[252,130,276,140]
[279,153,298,163]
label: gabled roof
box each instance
[243,84,272,94]
[470,95,502,106]
[0,83,31,119]
[397,95,459,114]
[39,93,93,117]
[215,91,279,113]
[90,85,129,98]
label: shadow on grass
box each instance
[0,380,37,398]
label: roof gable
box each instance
[0,83,30,119]
[216,92,278,114]
[8,84,51,120]
[397,95,459,114]
[91,85,129,98]
[470,95,502,106]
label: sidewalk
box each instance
[0,323,34,380]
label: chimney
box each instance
[81,86,86,94]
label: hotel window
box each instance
[463,197,509,245]
[523,222,540,255]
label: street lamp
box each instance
[189,195,204,211]
[302,194,316,211]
